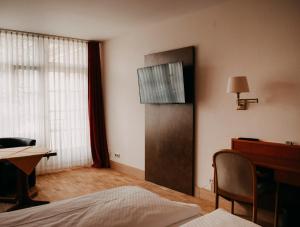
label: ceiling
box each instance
[0,0,226,40]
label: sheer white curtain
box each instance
[0,30,92,174]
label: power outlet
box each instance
[286,141,294,145]
[114,153,120,158]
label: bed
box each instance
[0,186,261,227]
[181,208,261,227]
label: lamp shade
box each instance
[227,76,250,93]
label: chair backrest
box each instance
[213,149,256,203]
[0,137,36,148]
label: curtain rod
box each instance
[0,27,96,43]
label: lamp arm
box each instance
[239,98,258,103]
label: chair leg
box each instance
[215,194,219,209]
[231,200,234,214]
[252,202,257,223]
[274,183,280,227]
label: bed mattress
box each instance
[0,186,201,227]
[180,208,261,227]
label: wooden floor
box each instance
[35,167,214,213]
[1,167,273,226]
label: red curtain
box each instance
[88,41,110,168]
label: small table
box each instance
[0,146,56,211]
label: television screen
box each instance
[137,62,185,104]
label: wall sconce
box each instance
[227,76,258,110]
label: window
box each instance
[0,31,92,173]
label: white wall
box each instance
[102,0,300,189]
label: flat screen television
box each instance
[137,62,186,104]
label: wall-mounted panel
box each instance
[145,46,195,195]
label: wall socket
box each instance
[285,141,294,145]
[114,153,120,158]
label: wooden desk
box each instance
[231,139,300,186]
[0,146,56,211]
[231,139,300,226]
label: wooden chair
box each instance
[213,149,257,223]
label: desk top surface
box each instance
[0,146,49,160]
[0,146,50,175]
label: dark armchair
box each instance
[0,137,36,196]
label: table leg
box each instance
[6,169,49,212]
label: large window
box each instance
[0,31,92,173]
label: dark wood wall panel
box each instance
[144,46,195,195]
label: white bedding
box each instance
[180,208,261,227]
[0,186,201,227]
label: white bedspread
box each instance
[0,186,201,227]
[180,208,261,227]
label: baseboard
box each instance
[109,161,211,199]
[195,186,249,212]
[195,186,215,201]
[110,160,145,180]
[194,186,200,197]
